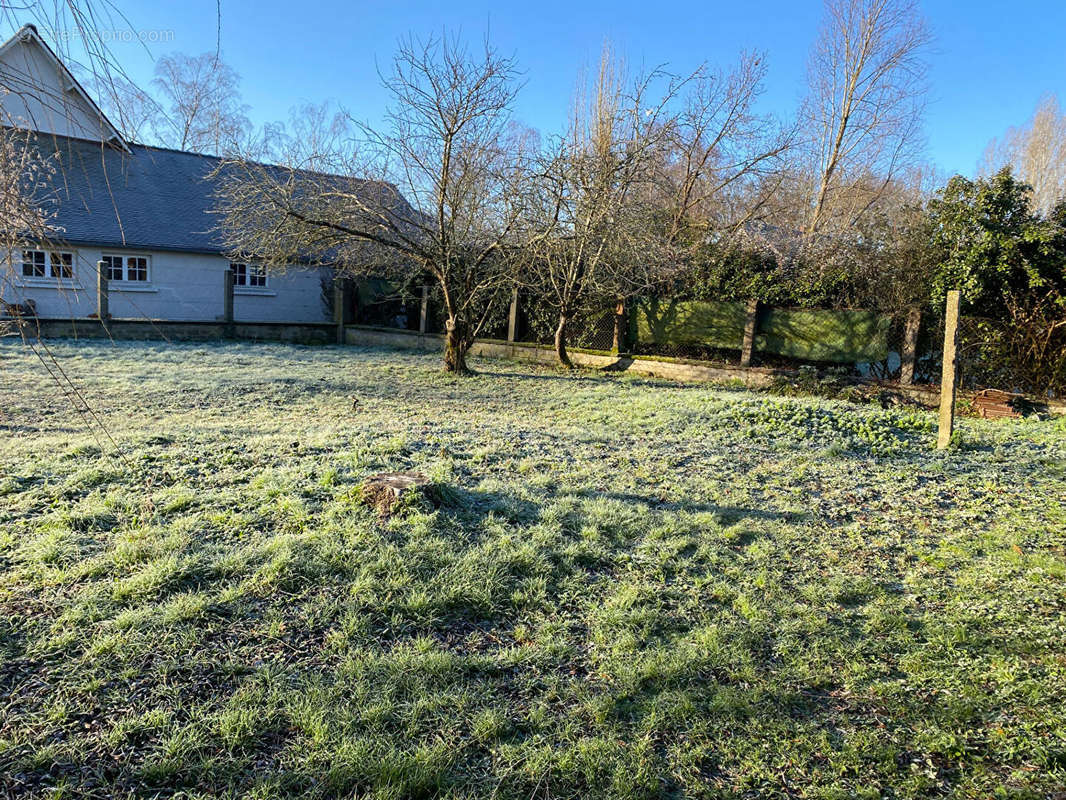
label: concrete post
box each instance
[223,268,234,336]
[507,286,519,343]
[900,306,922,385]
[937,291,961,450]
[419,284,429,335]
[612,299,626,354]
[740,298,759,367]
[333,276,345,344]
[96,261,109,326]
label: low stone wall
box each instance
[21,318,338,345]
[345,327,442,352]
[344,325,784,387]
[344,325,1066,415]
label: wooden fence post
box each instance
[223,268,234,335]
[419,284,430,335]
[740,298,759,367]
[507,286,519,344]
[937,290,961,450]
[900,306,922,385]
[96,261,109,327]
[333,276,345,344]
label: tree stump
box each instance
[359,472,433,517]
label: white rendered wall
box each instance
[3,247,330,323]
[0,34,115,142]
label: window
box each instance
[102,255,123,281]
[230,262,267,288]
[49,251,73,278]
[21,249,73,280]
[101,254,150,282]
[127,256,148,282]
[22,250,45,277]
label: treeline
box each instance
[191,0,1062,382]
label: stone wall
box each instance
[342,325,1066,415]
[344,325,784,387]
[22,318,337,345]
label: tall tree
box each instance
[523,47,681,367]
[981,94,1066,216]
[153,52,250,155]
[653,52,790,249]
[89,73,160,143]
[803,0,931,235]
[216,33,529,373]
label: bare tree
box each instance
[981,94,1066,216]
[215,33,529,373]
[152,52,250,155]
[803,0,931,236]
[522,46,685,367]
[653,52,791,249]
[0,122,58,331]
[88,72,160,142]
[523,46,790,366]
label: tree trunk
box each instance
[444,317,471,374]
[554,313,573,368]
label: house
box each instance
[0,25,332,325]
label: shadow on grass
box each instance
[429,483,541,526]
[564,487,808,524]
[600,356,634,372]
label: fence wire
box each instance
[347,284,1062,399]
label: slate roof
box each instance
[31,132,412,260]
[41,134,229,254]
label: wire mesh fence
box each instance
[345,282,1063,400]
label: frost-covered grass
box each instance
[1,338,1064,799]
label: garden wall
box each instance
[24,318,337,345]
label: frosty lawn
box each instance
[1,339,1064,799]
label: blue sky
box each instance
[14,0,1066,177]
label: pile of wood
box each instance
[972,389,1023,419]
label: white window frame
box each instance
[230,262,269,290]
[101,253,152,286]
[18,248,76,284]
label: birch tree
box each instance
[152,52,250,155]
[981,94,1066,216]
[804,0,931,235]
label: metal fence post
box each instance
[96,261,109,327]
[740,298,759,367]
[937,291,961,450]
